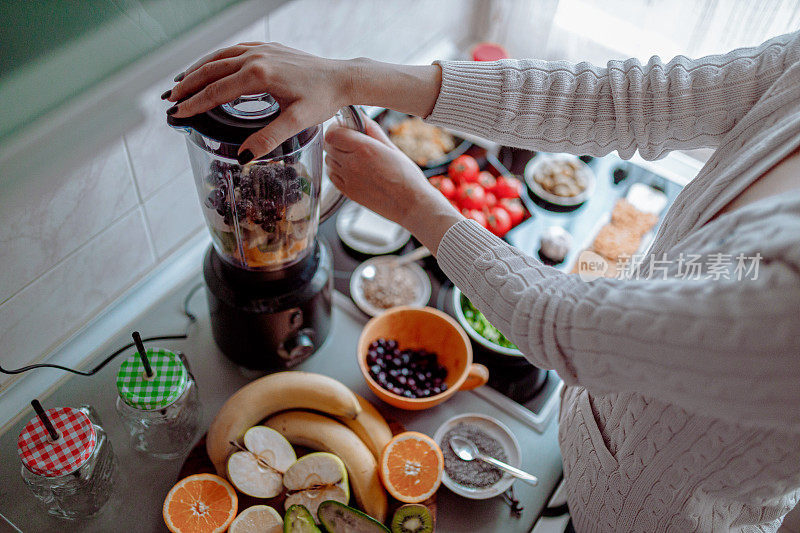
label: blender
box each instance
[168,94,363,370]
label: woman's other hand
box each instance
[325,117,462,254]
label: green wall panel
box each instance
[0,0,245,141]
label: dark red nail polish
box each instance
[166,105,179,116]
[173,72,185,82]
[237,150,254,165]
[160,90,172,100]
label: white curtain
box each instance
[473,0,800,162]
[477,0,800,63]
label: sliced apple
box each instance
[227,451,283,498]
[243,426,297,473]
[227,426,297,498]
[284,452,349,519]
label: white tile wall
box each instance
[0,0,476,389]
[268,0,476,62]
[142,168,205,258]
[124,81,193,200]
[0,139,137,303]
[0,209,154,386]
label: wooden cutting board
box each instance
[178,419,437,527]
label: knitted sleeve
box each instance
[427,32,800,159]
[437,219,800,431]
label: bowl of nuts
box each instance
[524,154,596,207]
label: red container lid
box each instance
[17,407,96,477]
[471,42,510,62]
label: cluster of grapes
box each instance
[204,160,304,230]
[367,338,449,399]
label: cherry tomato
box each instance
[493,175,522,199]
[499,198,525,226]
[485,192,497,208]
[462,208,487,228]
[448,155,480,184]
[429,175,456,200]
[477,171,496,190]
[457,182,486,210]
[486,206,512,237]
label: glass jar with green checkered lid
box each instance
[114,335,200,459]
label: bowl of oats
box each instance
[350,256,432,317]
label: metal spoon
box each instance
[360,247,431,281]
[449,435,539,486]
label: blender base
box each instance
[203,241,332,370]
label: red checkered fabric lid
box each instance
[17,407,96,477]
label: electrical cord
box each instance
[0,283,204,377]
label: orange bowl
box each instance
[357,306,489,410]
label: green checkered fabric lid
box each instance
[116,348,188,410]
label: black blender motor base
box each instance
[203,241,333,370]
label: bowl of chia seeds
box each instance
[433,413,522,499]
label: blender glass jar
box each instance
[169,93,361,271]
[18,405,118,519]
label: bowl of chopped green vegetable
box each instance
[451,287,547,396]
[451,288,548,401]
[451,287,547,403]
[452,287,523,357]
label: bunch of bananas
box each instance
[207,371,393,522]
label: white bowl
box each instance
[524,154,596,207]
[350,256,432,317]
[433,413,522,499]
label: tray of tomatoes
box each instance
[426,153,531,238]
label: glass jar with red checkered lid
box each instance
[17,404,118,519]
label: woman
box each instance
[164,33,800,531]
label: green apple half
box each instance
[283,452,349,519]
[227,426,297,498]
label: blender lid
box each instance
[168,93,290,145]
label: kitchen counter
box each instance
[0,272,563,532]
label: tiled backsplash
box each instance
[0,0,476,389]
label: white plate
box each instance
[524,154,596,207]
[350,256,432,317]
[434,413,523,500]
[336,202,411,255]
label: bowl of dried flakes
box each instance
[350,256,432,317]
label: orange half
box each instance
[379,431,443,503]
[163,473,238,533]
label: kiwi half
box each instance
[391,504,433,533]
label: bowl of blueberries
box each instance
[357,306,490,410]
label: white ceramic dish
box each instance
[524,154,596,207]
[350,256,432,317]
[336,201,411,255]
[434,413,523,499]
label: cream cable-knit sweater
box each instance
[427,32,800,532]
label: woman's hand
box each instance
[163,42,442,163]
[325,117,463,254]
[166,42,353,163]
